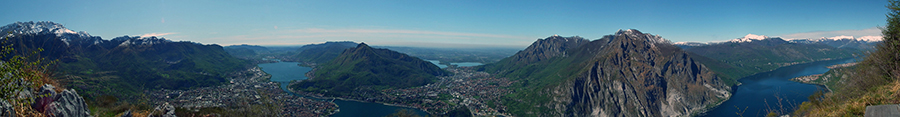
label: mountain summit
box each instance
[482,34,589,73]
[292,43,449,96]
[0,21,88,37]
[290,41,359,64]
[483,29,730,116]
[728,34,769,43]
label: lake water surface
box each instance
[258,62,430,117]
[425,59,483,68]
[425,60,448,68]
[701,58,856,117]
[450,62,483,67]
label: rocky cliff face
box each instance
[495,29,730,116]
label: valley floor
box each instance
[144,67,338,116]
[291,67,515,116]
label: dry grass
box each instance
[796,81,900,116]
[8,67,63,117]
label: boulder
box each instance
[118,110,132,117]
[29,84,92,117]
[32,84,56,112]
[0,99,13,117]
[45,89,91,117]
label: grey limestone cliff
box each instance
[493,29,731,117]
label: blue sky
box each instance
[0,0,888,48]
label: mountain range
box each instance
[3,21,875,116]
[673,35,860,78]
[1,21,249,100]
[675,34,882,50]
[481,29,731,116]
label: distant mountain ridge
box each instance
[482,29,730,116]
[1,21,249,100]
[1,21,94,45]
[291,41,358,64]
[679,37,857,79]
[675,34,882,49]
[224,44,268,58]
[788,36,881,50]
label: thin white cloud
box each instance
[779,27,882,39]
[140,32,177,37]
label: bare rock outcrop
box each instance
[32,84,92,117]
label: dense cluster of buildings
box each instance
[146,67,337,116]
[292,67,514,116]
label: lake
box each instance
[425,59,483,68]
[425,59,448,68]
[258,62,431,117]
[701,58,856,117]
[450,62,483,67]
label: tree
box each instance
[0,32,58,116]
[882,0,900,80]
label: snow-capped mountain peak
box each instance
[857,36,883,41]
[115,36,172,47]
[0,21,95,46]
[826,35,854,40]
[729,34,769,43]
[675,34,884,48]
[0,21,80,36]
[743,34,768,39]
[615,29,671,46]
[821,35,883,42]
[797,35,884,42]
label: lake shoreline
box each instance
[700,57,856,117]
[283,82,436,115]
[260,62,433,116]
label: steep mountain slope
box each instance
[682,37,857,78]
[291,43,449,96]
[480,35,589,74]
[291,41,357,64]
[488,29,731,116]
[1,21,250,99]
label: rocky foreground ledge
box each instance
[1,84,92,117]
